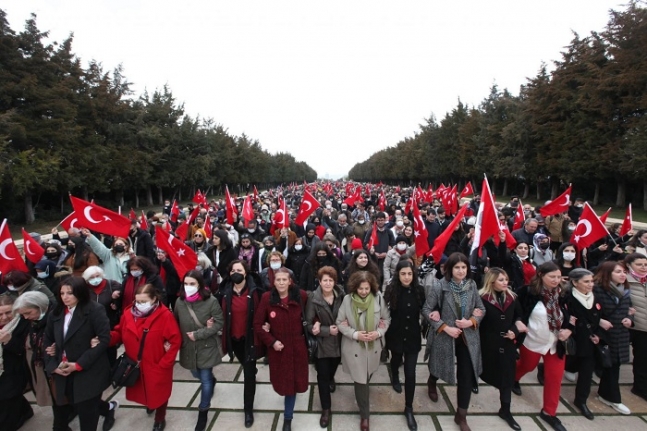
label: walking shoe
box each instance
[563,371,577,382]
[152,421,166,431]
[103,401,119,431]
[573,401,594,420]
[539,410,566,431]
[404,407,417,431]
[512,381,522,396]
[597,396,631,415]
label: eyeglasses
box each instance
[194,234,203,238]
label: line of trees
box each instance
[0,11,317,224]
[349,2,647,209]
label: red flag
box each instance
[513,202,525,230]
[225,186,238,224]
[345,182,354,196]
[241,195,254,228]
[21,228,44,264]
[155,225,198,280]
[253,185,259,203]
[600,207,612,224]
[271,196,289,234]
[378,190,386,212]
[429,203,468,262]
[540,185,572,217]
[368,222,379,249]
[128,208,137,221]
[139,210,148,232]
[620,204,632,237]
[175,221,189,241]
[498,222,517,250]
[170,200,180,223]
[459,182,474,199]
[395,186,401,194]
[203,217,212,240]
[60,211,79,231]
[571,203,609,249]
[411,196,430,257]
[187,205,201,226]
[192,189,207,206]
[296,189,320,225]
[470,177,501,256]
[450,184,458,216]
[0,220,29,274]
[70,196,131,238]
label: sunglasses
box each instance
[194,234,203,238]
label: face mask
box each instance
[358,220,365,225]
[264,245,273,251]
[37,272,48,279]
[317,255,327,262]
[45,252,58,260]
[397,243,407,251]
[294,245,303,251]
[326,204,332,209]
[6,285,16,291]
[563,252,576,261]
[230,272,245,284]
[270,262,281,270]
[184,284,199,297]
[88,277,102,286]
[130,270,143,278]
[396,220,404,227]
[518,254,528,260]
[247,228,255,233]
[576,204,583,208]
[114,245,125,253]
[539,243,550,250]
[135,302,153,313]
[568,226,576,232]
[196,265,203,271]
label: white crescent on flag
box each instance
[573,219,592,243]
[84,206,101,224]
[303,201,312,212]
[0,238,15,260]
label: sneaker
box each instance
[597,396,631,415]
[563,371,577,382]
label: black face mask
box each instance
[231,273,245,284]
[264,245,273,251]
[317,255,327,262]
[45,252,59,260]
[539,243,550,250]
[114,245,126,253]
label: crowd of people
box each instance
[0,183,645,431]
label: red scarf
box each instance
[630,270,647,284]
[123,275,147,311]
[92,279,107,297]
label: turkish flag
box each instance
[600,207,612,224]
[459,182,474,199]
[70,196,131,238]
[571,203,609,249]
[343,186,363,207]
[540,185,572,217]
[253,185,259,202]
[187,205,201,226]
[225,186,238,224]
[450,184,459,216]
[175,221,189,242]
[411,196,430,257]
[279,196,289,229]
[60,211,79,231]
[203,217,212,240]
[128,208,137,221]
[170,200,180,223]
[368,222,379,249]
[21,228,44,264]
[139,210,148,232]
[155,225,197,280]
[378,190,386,212]
[0,219,29,274]
[429,203,468,262]
[497,222,517,250]
[620,204,632,237]
[241,195,254,228]
[470,177,501,256]
[192,189,207,206]
[513,202,525,230]
[296,189,320,225]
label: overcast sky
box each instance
[3,1,624,179]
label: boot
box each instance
[454,407,471,431]
[498,403,521,431]
[427,376,438,402]
[319,409,331,428]
[360,418,369,431]
[404,407,417,431]
[195,409,208,431]
[244,410,254,428]
[282,419,292,431]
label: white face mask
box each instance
[131,270,143,278]
[396,220,404,227]
[37,272,48,279]
[6,285,16,291]
[270,262,281,270]
[358,220,365,225]
[135,302,153,313]
[88,277,103,286]
[294,245,303,251]
[518,254,528,260]
[326,204,332,209]
[397,243,407,251]
[563,252,576,262]
[184,284,199,297]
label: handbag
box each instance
[111,328,148,388]
[595,343,613,368]
[301,309,318,363]
[562,336,577,356]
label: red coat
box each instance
[254,288,309,396]
[111,305,181,409]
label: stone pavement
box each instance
[19,346,647,431]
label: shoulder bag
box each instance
[111,328,149,388]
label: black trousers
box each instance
[598,362,622,403]
[390,350,418,408]
[455,337,476,410]
[52,394,109,431]
[0,393,33,431]
[566,354,595,404]
[632,330,647,397]
[315,356,341,410]
[232,337,258,411]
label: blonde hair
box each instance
[479,267,516,300]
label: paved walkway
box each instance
[20,346,647,431]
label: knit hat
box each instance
[351,238,363,250]
[395,235,407,244]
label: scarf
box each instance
[418,258,435,282]
[541,286,563,334]
[92,279,107,297]
[609,282,625,301]
[123,275,147,310]
[350,292,375,350]
[185,292,201,303]
[0,316,21,376]
[572,288,593,310]
[131,302,159,319]
[630,270,647,284]
[482,291,514,312]
[448,279,470,318]
[238,246,255,266]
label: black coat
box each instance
[44,301,111,404]
[129,228,156,263]
[560,292,605,358]
[208,245,238,278]
[0,318,30,400]
[385,286,423,353]
[479,294,522,389]
[499,242,536,293]
[299,257,342,292]
[593,285,633,364]
[285,246,310,285]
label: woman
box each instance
[196,252,215,290]
[187,228,210,255]
[254,268,309,431]
[217,260,264,428]
[300,242,341,292]
[499,233,536,292]
[44,242,66,267]
[44,276,113,431]
[384,260,425,431]
[560,268,604,420]
[514,262,572,431]
[35,259,59,293]
[63,236,101,277]
[336,271,390,431]
[306,266,344,428]
[208,229,237,286]
[235,234,259,276]
[533,234,554,266]
[382,235,413,291]
[625,252,647,401]
[2,270,56,304]
[593,261,633,414]
[110,283,181,431]
[121,256,165,311]
[479,268,525,430]
[423,252,485,431]
[625,230,647,256]
[555,242,579,281]
[0,294,33,431]
[285,238,310,286]
[342,249,381,287]
[174,270,224,431]
[260,251,294,292]
[402,225,414,246]
[82,228,131,283]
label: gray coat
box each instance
[422,278,485,385]
[337,292,391,384]
[305,285,344,359]
[174,296,224,370]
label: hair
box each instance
[44,242,63,256]
[309,242,339,274]
[524,218,538,226]
[180,270,211,300]
[384,260,425,311]
[55,276,90,315]
[213,229,232,250]
[265,250,286,266]
[594,261,629,292]
[262,236,275,245]
[82,265,104,281]
[227,259,250,276]
[529,261,561,295]
[555,242,576,264]
[323,233,339,247]
[625,252,647,268]
[479,267,516,299]
[346,249,381,281]
[346,271,379,295]
[111,237,130,253]
[2,270,32,287]
[628,230,647,248]
[569,268,593,284]
[272,267,295,288]
[317,266,338,284]
[196,252,213,270]
[68,236,93,270]
[135,283,162,303]
[443,252,471,281]
[0,294,16,308]
[13,291,50,314]
[127,255,158,275]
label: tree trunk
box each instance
[644,180,647,211]
[522,183,530,200]
[491,179,497,196]
[616,180,626,207]
[592,182,600,205]
[82,185,89,201]
[536,182,541,201]
[551,181,559,200]
[135,190,140,208]
[146,185,153,206]
[177,188,182,202]
[60,193,65,213]
[502,179,509,197]
[158,187,164,205]
[24,194,35,224]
